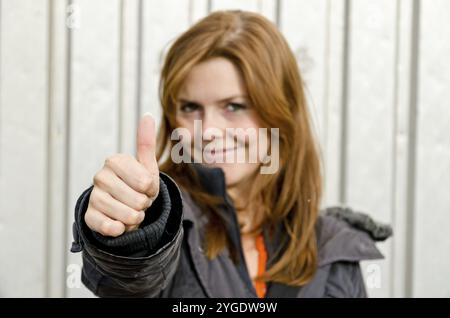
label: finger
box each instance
[125,224,139,232]
[85,206,126,237]
[105,155,159,198]
[94,167,153,211]
[90,188,146,226]
[137,113,158,172]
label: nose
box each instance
[201,107,226,142]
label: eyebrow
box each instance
[177,95,248,104]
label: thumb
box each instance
[137,113,158,171]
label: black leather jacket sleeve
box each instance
[70,172,184,297]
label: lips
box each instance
[202,146,242,162]
[208,147,237,155]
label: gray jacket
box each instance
[71,164,392,298]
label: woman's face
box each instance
[175,57,262,188]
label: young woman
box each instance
[71,10,392,298]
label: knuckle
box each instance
[148,179,160,199]
[134,194,151,210]
[99,221,112,236]
[93,170,106,188]
[125,211,143,225]
[105,154,129,169]
[104,155,117,168]
[92,189,107,209]
[84,208,94,229]
[137,174,152,193]
[89,188,101,208]
[100,221,121,237]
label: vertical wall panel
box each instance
[210,0,277,22]
[391,0,416,298]
[280,0,349,206]
[0,0,49,297]
[139,0,191,129]
[257,0,277,23]
[65,0,121,297]
[280,0,328,148]
[413,0,450,297]
[189,0,209,24]
[211,0,260,12]
[47,0,70,297]
[323,0,347,205]
[346,0,397,297]
[0,0,449,298]
[118,0,140,155]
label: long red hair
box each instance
[156,10,322,286]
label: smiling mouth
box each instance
[207,147,238,155]
[201,144,246,156]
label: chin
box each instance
[206,162,259,187]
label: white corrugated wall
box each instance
[0,0,449,297]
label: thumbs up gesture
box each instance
[85,114,160,237]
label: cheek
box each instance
[230,114,260,130]
[229,115,263,144]
[175,115,191,130]
[172,119,197,156]
[174,118,195,141]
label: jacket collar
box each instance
[185,163,389,267]
[181,163,229,226]
[192,163,228,197]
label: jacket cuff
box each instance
[71,172,182,257]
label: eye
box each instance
[225,103,247,112]
[179,102,201,113]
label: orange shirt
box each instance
[254,233,268,298]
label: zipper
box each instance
[223,193,258,297]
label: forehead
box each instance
[178,57,247,103]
